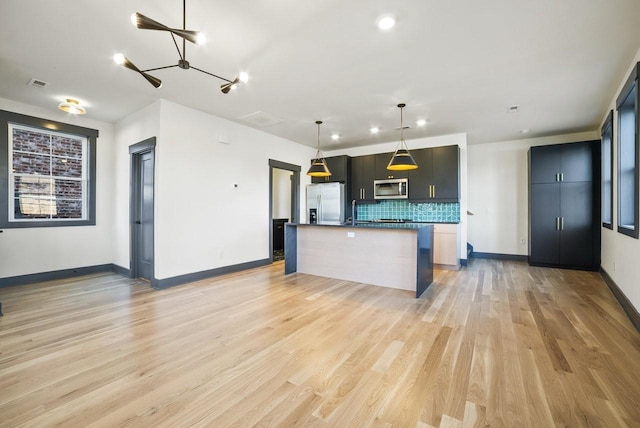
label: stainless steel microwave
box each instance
[374,178,408,200]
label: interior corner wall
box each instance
[325,133,469,262]
[466,131,599,257]
[272,168,293,220]
[112,100,162,271]
[599,48,640,312]
[136,99,314,280]
[0,97,115,279]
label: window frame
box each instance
[0,109,98,228]
[601,110,614,230]
[615,62,640,239]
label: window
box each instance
[616,63,639,238]
[601,110,613,229]
[0,109,98,228]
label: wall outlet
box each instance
[347,232,355,238]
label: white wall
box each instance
[467,131,598,256]
[0,97,115,278]
[325,133,469,261]
[272,168,292,220]
[112,99,315,280]
[600,49,640,311]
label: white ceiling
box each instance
[1,0,639,149]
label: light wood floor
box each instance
[1,260,640,427]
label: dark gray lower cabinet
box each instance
[528,141,600,270]
[530,182,594,267]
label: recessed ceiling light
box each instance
[416,119,427,126]
[377,16,395,31]
[58,98,86,115]
[238,71,249,83]
[331,133,340,140]
[519,129,530,134]
[370,127,380,134]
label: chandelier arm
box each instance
[169,33,185,61]
[190,66,234,83]
[141,64,180,73]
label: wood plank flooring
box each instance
[1,259,640,427]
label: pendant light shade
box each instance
[307,121,332,177]
[387,103,418,171]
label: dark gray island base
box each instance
[285,223,434,298]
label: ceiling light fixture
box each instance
[416,119,427,126]
[387,103,418,171]
[114,0,247,94]
[307,121,332,177]
[58,98,86,115]
[377,16,396,31]
[331,133,340,140]
[370,127,380,134]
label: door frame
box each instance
[268,159,301,263]
[129,137,156,280]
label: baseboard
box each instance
[0,264,117,288]
[152,258,271,290]
[111,264,131,278]
[471,252,528,262]
[0,259,271,291]
[600,268,640,334]
[460,258,468,267]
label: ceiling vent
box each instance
[507,105,519,113]
[27,78,49,88]
[238,111,283,127]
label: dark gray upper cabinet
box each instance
[408,145,460,202]
[311,155,351,183]
[351,155,376,202]
[530,142,593,184]
[374,153,408,180]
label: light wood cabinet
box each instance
[433,223,459,268]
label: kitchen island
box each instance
[284,223,433,297]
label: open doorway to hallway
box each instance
[268,160,300,263]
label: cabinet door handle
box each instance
[560,217,564,231]
[555,217,560,230]
[432,185,436,198]
[560,172,564,182]
[555,173,559,182]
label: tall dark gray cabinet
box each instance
[528,141,601,270]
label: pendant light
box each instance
[387,103,418,171]
[307,120,332,177]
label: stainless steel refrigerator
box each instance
[306,183,345,225]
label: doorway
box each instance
[129,138,156,281]
[268,160,301,262]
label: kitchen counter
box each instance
[284,223,433,297]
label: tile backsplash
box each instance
[356,200,460,223]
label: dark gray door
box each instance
[529,183,560,265]
[560,181,593,268]
[130,140,155,281]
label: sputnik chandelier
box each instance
[113,0,248,93]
